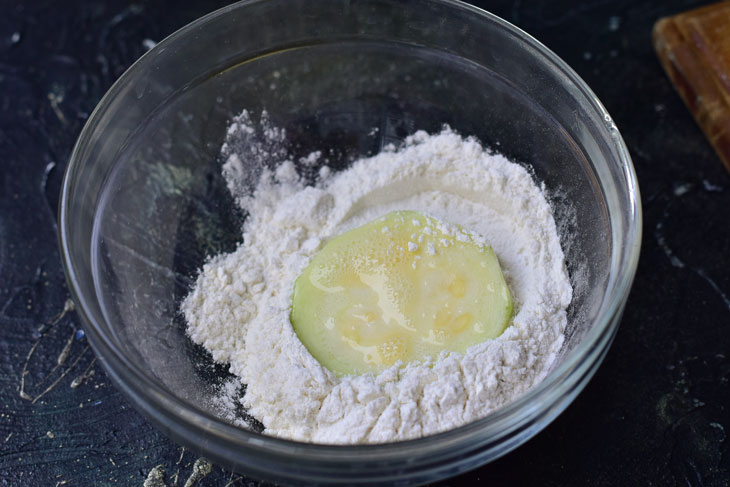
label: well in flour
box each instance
[181,111,572,444]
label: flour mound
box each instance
[182,114,572,444]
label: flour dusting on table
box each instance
[181,111,572,444]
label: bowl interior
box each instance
[91,39,607,417]
[62,0,637,480]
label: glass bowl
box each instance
[59,0,642,484]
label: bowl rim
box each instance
[59,0,642,473]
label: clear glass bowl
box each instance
[59,0,641,484]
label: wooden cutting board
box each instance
[654,1,730,172]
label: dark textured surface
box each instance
[1,0,729,485]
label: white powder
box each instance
[182,114,572,444]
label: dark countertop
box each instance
[1,0,729,485]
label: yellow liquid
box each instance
[291,210,513,376]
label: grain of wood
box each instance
[654,1,730,172]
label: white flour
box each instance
[182,113,572,444]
